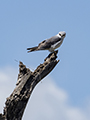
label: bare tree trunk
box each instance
[0,50,59,120]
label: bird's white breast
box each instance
[52,40,63,48]
[49,40,63,52]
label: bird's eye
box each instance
[59,33,61,36]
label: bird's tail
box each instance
[27,46,38,52]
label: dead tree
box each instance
[0,50,59,120]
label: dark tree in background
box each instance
[0,51,59,120]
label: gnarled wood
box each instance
[1,50,59,120]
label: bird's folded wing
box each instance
[38,35,61,50]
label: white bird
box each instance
[27,31,66,53]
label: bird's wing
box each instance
[38,35,61,50]
[46,35,61,44]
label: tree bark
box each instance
[0,50,59,120]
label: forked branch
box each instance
[0,50,59,120]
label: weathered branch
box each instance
[0,114,5,120]
[1,50,59,120]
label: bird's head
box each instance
[59,31,66,39]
